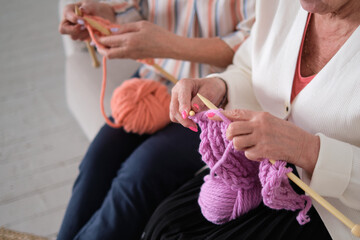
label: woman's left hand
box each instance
[97,21,179,59]
[210,109,320,174]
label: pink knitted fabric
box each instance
[259,159,312,225]
[190,110,312,225]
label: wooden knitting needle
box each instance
[137,59,178,84]
[82,16,111,35]
[152,64,178,84]
[197,93,360,237]
[75,5,100,68]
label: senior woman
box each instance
[57,1,256,239]
[143,0,360,239]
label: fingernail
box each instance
[77,19,85,25]
[189,126,198,132]
[110,27,119,33]
[207,112,215,118]
[181,110,188,120]
[193,103,199,111]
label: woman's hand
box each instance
[170,77,227,132]
[211,109,320,174]
[59,2,115,41]
[97,21,179,59]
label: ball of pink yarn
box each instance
[199,174,262,224]
[111,78,171,135]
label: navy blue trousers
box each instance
[57,121,204,240]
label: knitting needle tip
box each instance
[352,224,360,237]
[197,93,218,110]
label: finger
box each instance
[224,109,255,121]
[170,91,180,123]
[59,22,84,38]
[226,121,253,140]
[96,46,107,56]
[244,146,263,161]
[176,79,194,120]
[77,31,90,41]
[209,109,254,122]
[190,94,207,113]
[98,35,125,48]
[170,92,198,131]
[191,102,201,113]
[111,21,141,35]
[232,134,256,151]
[175,112,198,131]
[98,47,128,59]
[59,19,72,34]
[64,7,79,24]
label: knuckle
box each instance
[227,123,236,135]
[104,51,112,59]
[254,112,269,129]
[181,78,194,90]
[138,20,148,28]
[177,78,186,85]
[171,86,178,94]
[258,112,270,121]
[231,109,246,118]
[179,78,190,84]
[176,79,186,89]
[169,114,176,122]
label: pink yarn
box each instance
[190,110,312,225]
[259,159,312,224]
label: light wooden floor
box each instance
[0,1,89,238]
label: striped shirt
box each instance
[102,0,255,83]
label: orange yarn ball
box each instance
[110,78,171,135]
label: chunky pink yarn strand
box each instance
[190,110,311,225]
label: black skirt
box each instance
[142,168,332,240]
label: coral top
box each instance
[291,14,315,102]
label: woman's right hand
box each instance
[170,77,227,132]
[58,2,115,41]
